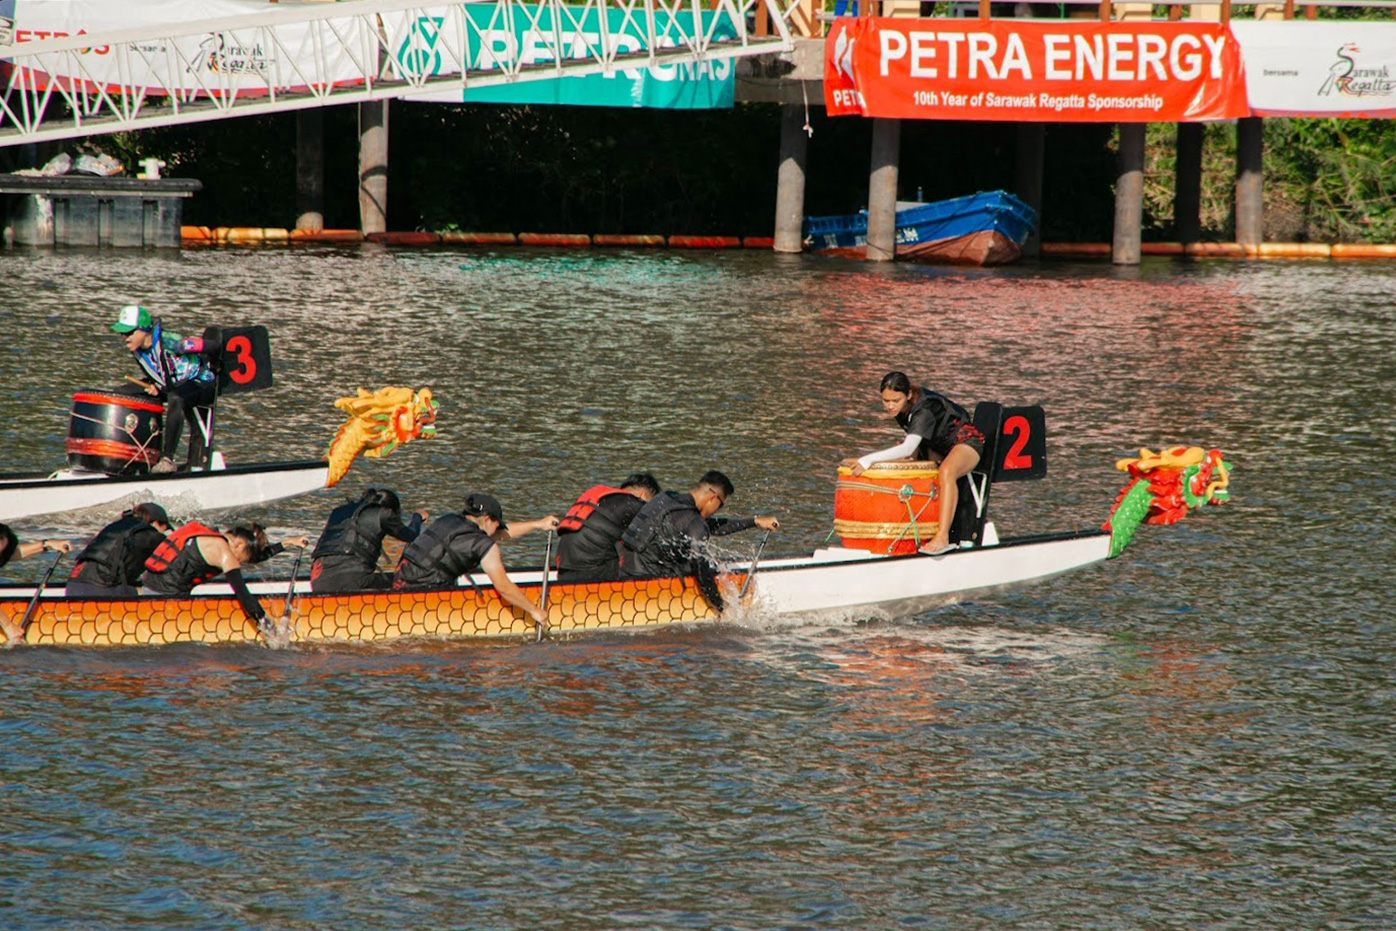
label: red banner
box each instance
[825,19,1249,122]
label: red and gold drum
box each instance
[833,459,941,555]
[65,390,163,475]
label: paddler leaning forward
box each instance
[391,493,559,630]
[143,521,310,630]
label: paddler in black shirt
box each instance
[143,521,310,630]
[851,370,985,555]
[309,487,428,592]
[617,470,779,611]
[392,492,559,629]
[555,472,660,582]
[66,501,172,597]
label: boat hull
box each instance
[0,460,330,522]
[804,190,1037,267]
[0,530,1111,648]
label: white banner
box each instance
[1231,21,1396,118]
[9,0,367,96]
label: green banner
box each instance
[402,5,736,109]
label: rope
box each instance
[69,410,163,464]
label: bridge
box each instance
[0,0,800,146]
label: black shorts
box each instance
[952,422,986,458]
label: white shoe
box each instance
[150,457,177,475]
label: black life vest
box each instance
[311,499,385,567]
[618,491,703,578]
[558,485,628,535]
[71,514,166,587]
[394,514,493,588]
[144,521,222,592]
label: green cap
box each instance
[111,304,152,334]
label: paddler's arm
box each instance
[14,538,74,560]
[478,545,547,627]
[197,536,267,625]
[851,434,924,476]
[494,515,560,543]
[384,510,428,543]
[706,515,780,535]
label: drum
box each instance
[65,390,164,475]
[833,459,942,555]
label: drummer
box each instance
[851,371,985,556]
[110,304,217,475]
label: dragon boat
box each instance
[0,384,438,523]
[0,403,1233,650]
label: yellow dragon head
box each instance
[325,386,440,487]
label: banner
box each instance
[6,0,366,96]
[404,6,735,109]
[1231,21,1396,118]
[825,18,1249,122]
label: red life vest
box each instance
[558,485,627,534]
[144,521,223,589]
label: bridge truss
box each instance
[0,0,797,147]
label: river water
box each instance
[1,246,1392,929]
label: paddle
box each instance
[537,530,554,642]
[281,545,306,620]
[738,529,773,600]
[18,549,69,640]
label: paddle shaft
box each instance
[738,529,772,600]
[282,546,305,618]
[19,550,67,636]
[537,530,554,642]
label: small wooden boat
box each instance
[803,190,1038,266]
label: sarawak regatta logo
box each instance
[1318,42,1396,99]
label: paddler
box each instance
[143,521,310,630]
[309,487,428,593]
[65,502,171,597]
[555,472,660,582]
[0,524,73,570]
[618,470,779,610]
[391,493,558,629]
[851,371,985,555]
[110,303,217,475]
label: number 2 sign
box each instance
[991,405,1047,482]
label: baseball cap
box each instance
[111,304,153,334]
[463,493,507,529]
[137,502,171,527]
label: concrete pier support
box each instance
[295,109,325,232]
[773,103,809,254]
[866,117,901,262]
[1015,122,1045,260]
[1235,116,1264,247]
[1112,122,1146,265]
[358,100,389,235]
[1175,122,1203,245]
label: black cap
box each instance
[138,502,171,526]
[463,493,507,529]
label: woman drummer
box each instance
[851,371,985,555]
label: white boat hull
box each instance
[0,460,330,522]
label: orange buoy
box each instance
[742,236,775,249]
[593,234,666,247]
[365,231,441,246]
[668,235,741,249]
[518,233,591,246]
[833,459,941,555]
[441,231,518,245]
[289,229,364,243]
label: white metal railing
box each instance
[0,0,795,146]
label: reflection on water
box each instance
[2,248,1395,929]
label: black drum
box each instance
[65,390,164,475]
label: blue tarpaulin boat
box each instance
[803,190,1038,266]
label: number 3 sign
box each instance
[212,325,274,395]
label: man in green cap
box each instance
[111,304,218,474]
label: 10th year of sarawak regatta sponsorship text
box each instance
[825,20,1250,122]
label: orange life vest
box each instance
[558,485,627,534]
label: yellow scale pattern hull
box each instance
[5,576,730,648]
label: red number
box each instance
[1001,415,1033,470]
[226,334,256,385]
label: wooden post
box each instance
[1015,122,1044,260]
[773,103,809,254]
[295,108,325,232]
[358,100,389,236]
[866,118,901,263]
[1112,123,1145,265]
[1235,116,1264,247]
[1175,122,1203,245]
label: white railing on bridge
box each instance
[0,0,797,146]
